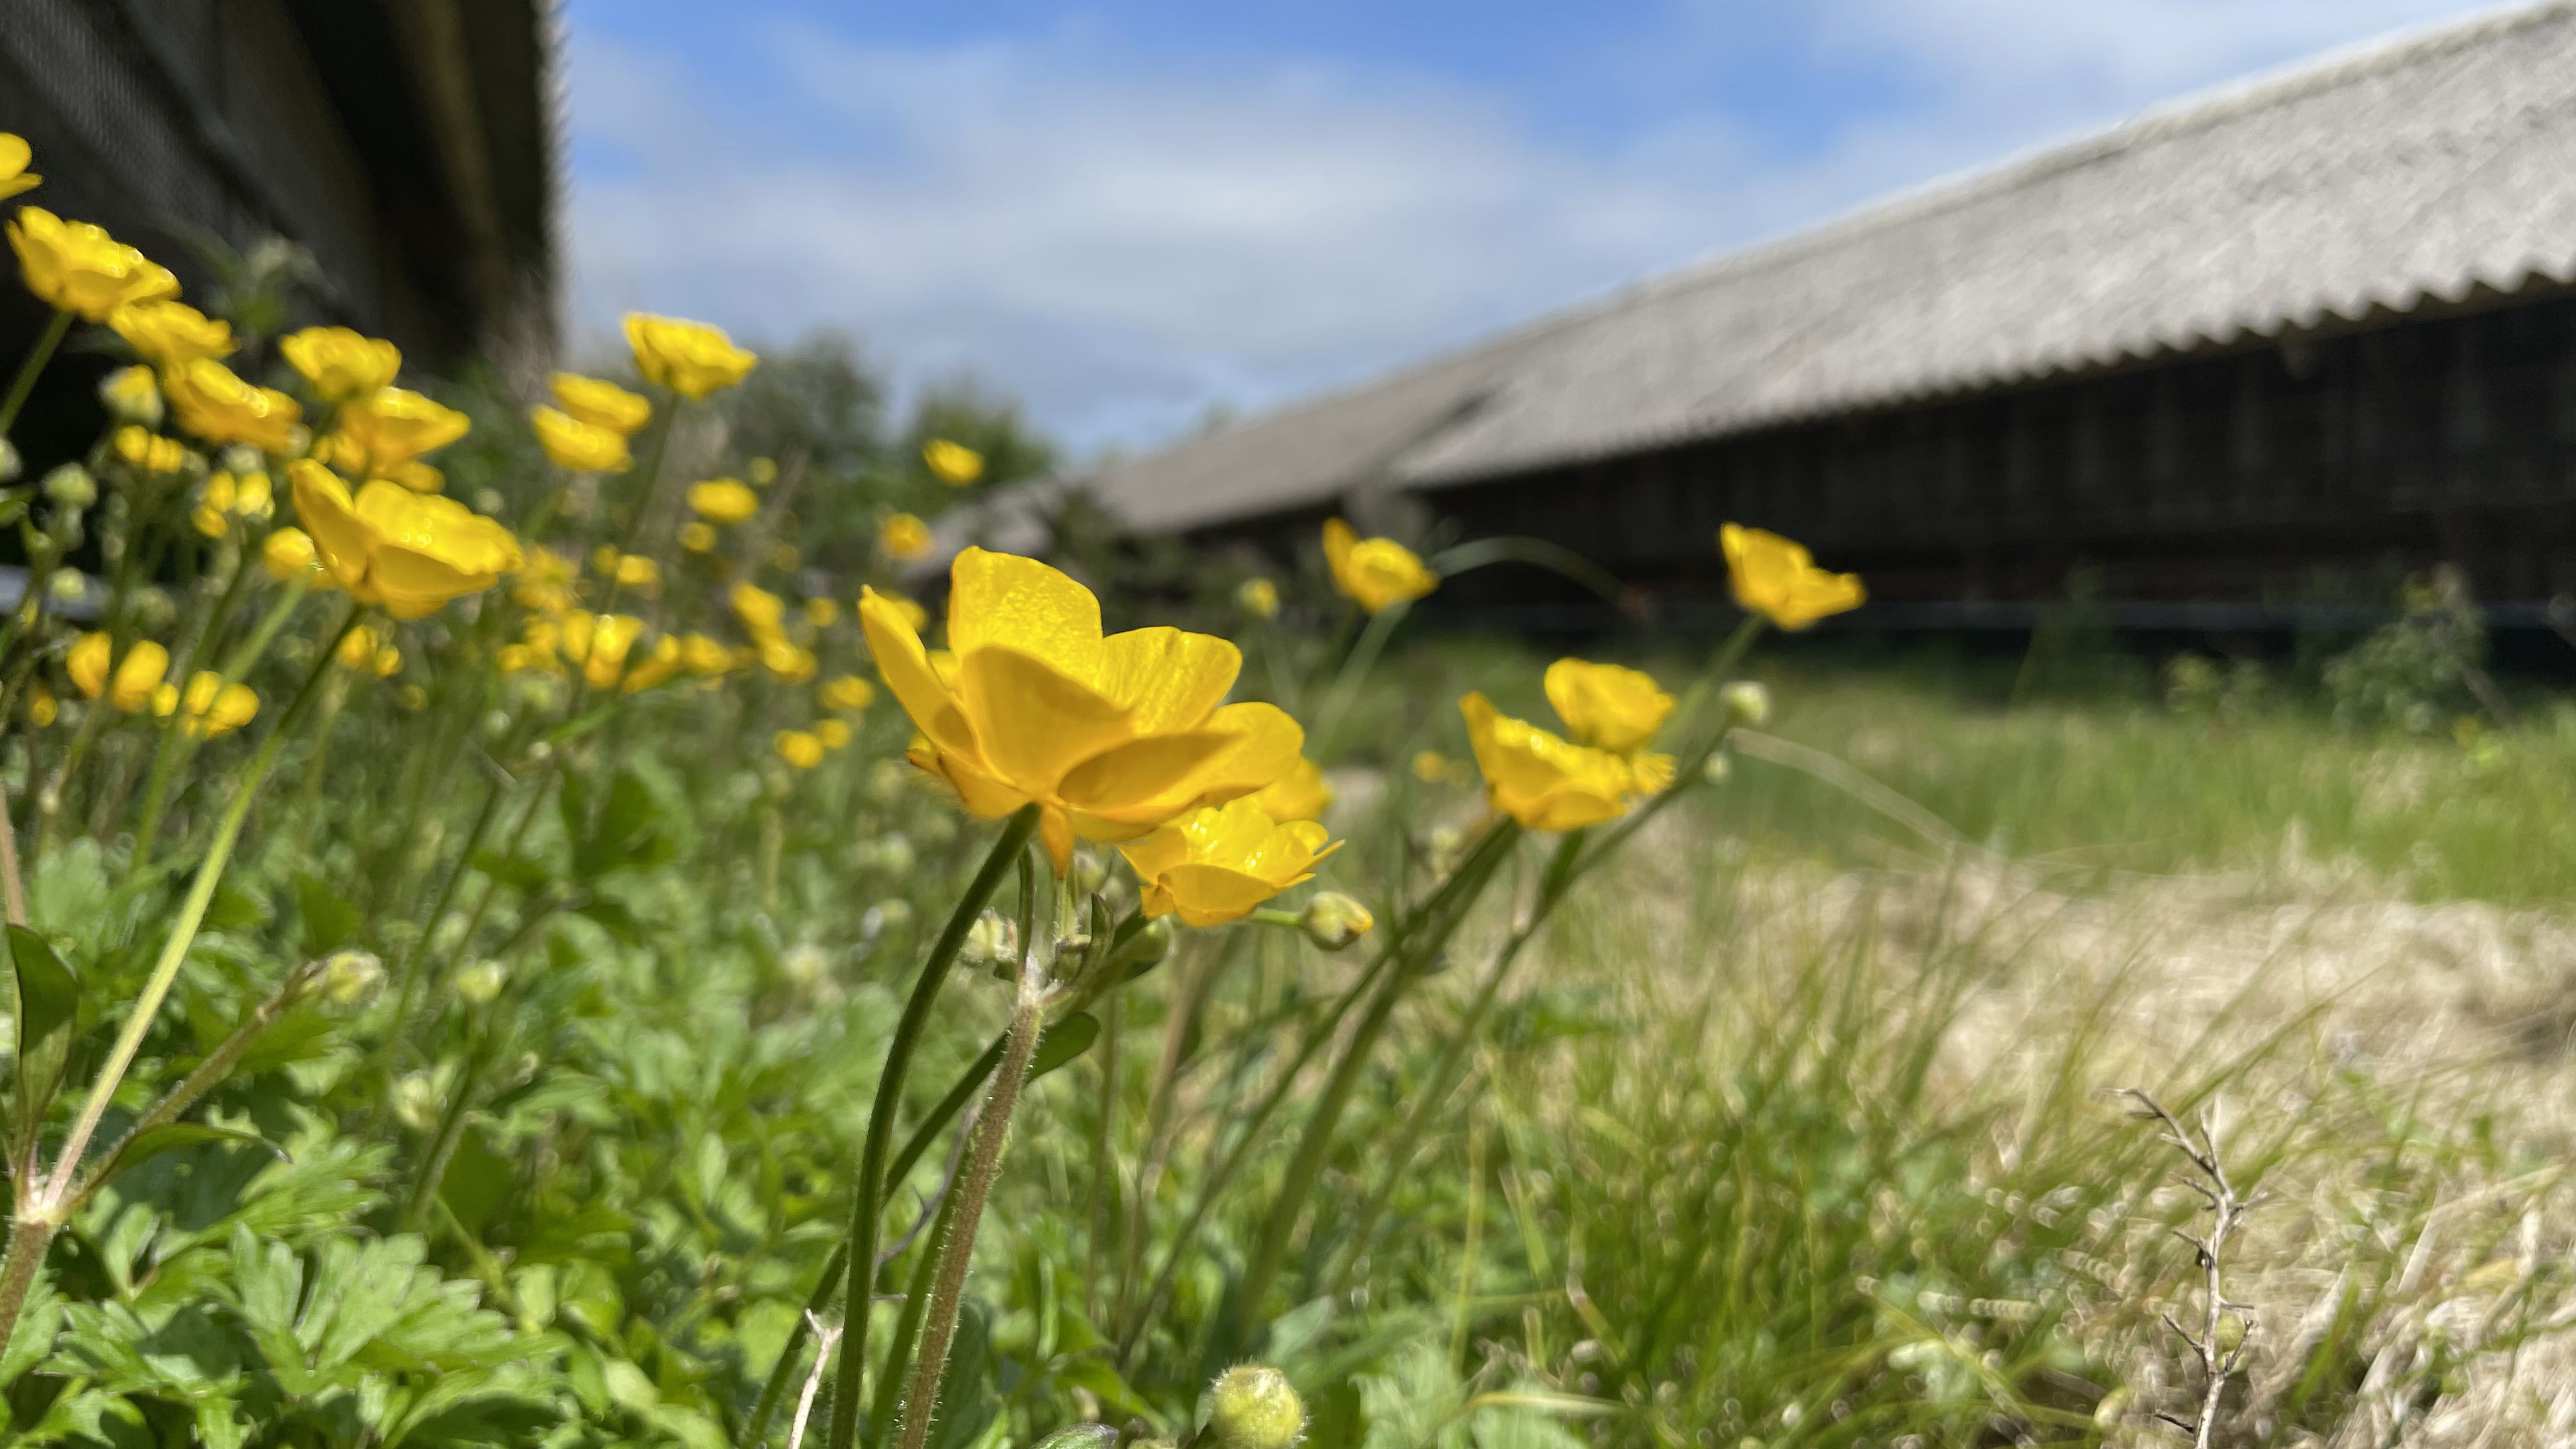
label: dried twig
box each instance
[2123,1089,2264,1449]
[786,1310,845,1449]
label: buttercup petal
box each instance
[947,548,1104,682]
[1096,626,1239,732]
[956,646,1133,792]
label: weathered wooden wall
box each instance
[1416,289,2576,620]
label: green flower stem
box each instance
[0,309,72,441]
[892,976,1047,1449]
[1116,824,1519,1364]
[1307,601,1409,760]
[63,957,324,1214]
[0,604,360,1363]
[744,1027,1002,1449]
[37,602,361,1210]
[824,804,1039,1449]
[870,1180,965,1446]
[128,576,310,882]
[1325,833,1585,1298]
[1228,818,1521,1348]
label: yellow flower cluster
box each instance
[533,374,653,473]
[1459,659,1677,832]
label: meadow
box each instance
[1,133,2573,1449]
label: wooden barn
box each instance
[1069,3,2576,631]
[0,1,560,464]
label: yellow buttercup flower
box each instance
[512,546,579,615]
[280,327,401,402]
[27,684,57,728]
[335,387,470,472]
[385,460,443,494]
[1544,657,1677,792]
[804,597,841,627]
[289,460,521,618]
[613,554,659,592]
[192,469,273,538]
[923,438,985,486]
[99,365,161,426]
[1119,799,1337,928]
[623,313,757,399]
[530,406,631,473]
[678,521,717,553]
[175,671,257,738]
[1322,518,1437,613]
[1248,756,1331,822]
[756,635,816,684]
[67,632,168,712]
[880,512,932,562]
[816,718,854,750]
[678,632,736,676]
[875,593,931,633]
[0,134,40,201]
[112,426,188,475]
[551,373,651,434]
[622,634,685,693]
[557,612,648,691]
[774,730,825,769]
[687,478,758,524]
[731,581,786,635]
[820,674,876,712]
[860,548,1305,868]
[1719,523,1864,631]
[109,300,233,367]
[335,624,402,677]
[7,209,177,321]
[1459,691,1637,831]
[162,358,302,454]
[1238,577,1280,619]
[261,527,326,584]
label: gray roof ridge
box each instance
[1618,0,2576,311]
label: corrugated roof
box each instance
[1085,0,2576,532]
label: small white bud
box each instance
[1720,680,1770,726]
[456,959,507,1005]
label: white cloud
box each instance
[564,0,2504,454]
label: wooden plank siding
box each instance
[1398,293,2576,617]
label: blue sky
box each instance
[562,0,2504,456]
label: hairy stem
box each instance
[824,804,1039,1449]
[893,980,1046,1449]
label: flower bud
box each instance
[456,959,507,1005]
[963,909,1018,968]
[46,569,85,604]
[1299,892,1374,952]
[1206,1365,1305,1449]
[1701,752,1732,786]
[219,445,263,476]
[98,365,162,427]
[0,437,19,484]
[393,1071,441,1133]
[1067,850,1108,895]
[1121,916,1174,978]
[317,949,385,1008]
[1720,680,1770,726]
[871,832,917,877]
[782,942,829,989]
[40,463,95,509]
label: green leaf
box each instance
[75,1123,286,1209]
[11,924,79,1150]
[295,874,362,957]
[571,770,671,880]
[468,849,551,894]
[1031,1013,1100,1082]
